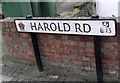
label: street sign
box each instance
[15,19,116,36]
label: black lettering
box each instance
[63,23,70,32]
[57,23,63,32]
[50,23,57,31]
[44,23,50,31]
[83,24,91,33]
[38,23,44,31]
[75,23,82,32]
[30,22,37,30]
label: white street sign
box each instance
[15,19,116,36]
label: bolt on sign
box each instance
[15,19,116,36]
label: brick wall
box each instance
[1,17,120,79]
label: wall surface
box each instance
[1,17,120,80]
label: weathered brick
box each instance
[86,42,94,47]
[1,21,6,28]
[10,27,17,32]
[54,35,62,40]
[77,41,85,47]
[27,50,34,55]
[101,43,113,49]
[101,49,116,54]
[102,53,114,59]
[101,37,116,43]
[90,58,95,63]
[70,50,79,55]
[20,33,30,38]
[86,47,94,53]
[1,18,120,78]
[90,62,96,67]
[5,21,9,28]
[63,50,70,55]
[43,52,54,57]
[108,70,117,75]
[69,55,81,61]
[9,32,20,37]
[112,43,120,49]
[86,53,94,57]
[61,35,69,40]
[69,36,80,41]
[79,52,86,56]
[102,60,118,65]
[62,40,70,45]
[82,56,90,62]
[2,32,10,37]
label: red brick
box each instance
[70,50,79,55]
[27,58,36,63]
[43,52,54,57]
[69,55,80,61]
[102,60,118,65]
[20,33,30,38]
[54,39,62,44]
[90,58,95,63]
[10,27,17,32]
[102,53,114,59]
[1,21,5,28]
[2,27,11,32]
[77,41,85,47]
[5,21,9,28]
[27,51,34,55]
[56,44,65,49]
[102,49,118,55]
[9,32,20,37]
[63,50,70,55]
[79,47,86,52]
[60,54,69,59]
[8,21,14,28]
[79,36,93,42]
[67,46,80,51]
[62,40,70,45]
[17,50,28,55]
[90,63,96,67]
[69,40,77,45]
[37,34,49,39]
[86,53,94,57]
[86,47,94,53]
[102,43,113,49]
[80,61,85,66]
[27,54,35,60]
[101,37,116,43]
[2,32,10,37]
[118,50,120,54]
[61,35,69,40]
[116,38,120,43]
[48,34,55,39]
[86,42,94,47]
[49,48,56,53]
[112,43,120,49]
[54,35,62,40]
[69,36,80,41]
[79,52,86,56]
[54,53,60,57]
[2,19,120,77]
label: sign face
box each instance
[15,19,116,36]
